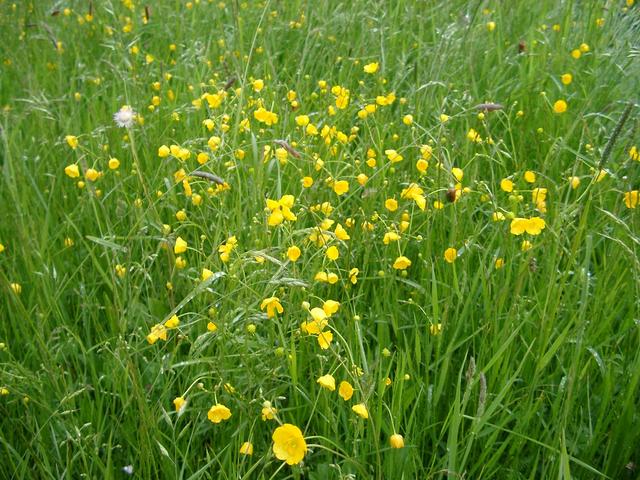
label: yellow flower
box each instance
[401,183,426,210]
[108,158,120,170]
[173,396,186,412]
[323,300,340,316]
[218,235,238,263]
[452,167,464,182]
[207,322,218,332]
[444,247,457,263]
[500,179,514,192]
[10,283,21,295]
[202,268,214,281]
[561,73,572,85]
[486,21,496,31]
[287,246,301,262]
[261,296,284,318]
[158,145,170,157]
[495,258,505,269]
[430,323,443,335]
[521,240,533,252]
[64,164,80,178]
[266,195,297,226]
[524,171,536,183]
[385,149,403,163]
[317,330,334,349]
[302,176,314,188]
[467,128,482,143]
[261,401,278,421]
[333,180,349,196]
[363,62,379,73]
[569,176,580,189]
[295,114,309,126]
[334,224,350,241]
[302,307,328,334]
[571,49,581,59]
[207,135,222,151]
[274,147,288,166]
[165,315,180,329]
[383,231,400,245]
[338,381,354,401]
[326,246,339,261]
[239,442,254,456]
[402,114,414,125]
[624,191,638,209]
[272,424,307,465]
[0,243,4,254]
[65,135,79,149]
[352,403,369,419]
[385,198,398,211]
[532,188,547,204]
[146,323,167,344]
[389,433,405,449]
[317,374,336,391]
[349,267,359,284]
[207,403,232,423]
[254,107,278,126]
[629,146,639,161]
[175,209,188,222]
[510,217,546,235]
[393,256,411,270]
[553,100,567,114]
[85,168,99,182]
[174,236,188,254]
[252,78,264,92]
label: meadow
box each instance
[1,0,639,478]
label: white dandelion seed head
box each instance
[113,105,136,128]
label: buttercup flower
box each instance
[510,217,546,235]
[254,107,278,126]
[64,164,80,178]
[393,256,412,270]
[363,62,379,73]
[266,195,297,226]
[352,403,369,419]
[624,191,638,209]
[174,236,188,254]
[218,236,238,263]
[317,374,336,391]
[272,424,307,465]
[338,381,354,401]
[261,401,278,421]
[385,433,404,449]
[444,247,457,263]
[261,296,284,318]
[401,183,426,210]
[147,323,167,344]
[207,403,232,423]
[65,135,78,149]
[173,396,186,412]
[287,245,301,262]
[239,442,254,456]
[553,100,567,114]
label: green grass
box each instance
[1,0,639,478]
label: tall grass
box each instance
[1,0,639,478]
